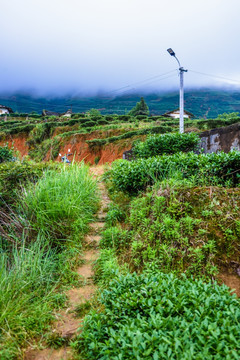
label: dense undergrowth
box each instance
[101,183,240,278]
[0,161,99,359]
[73,132,240,359]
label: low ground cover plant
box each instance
[74,270,240,359]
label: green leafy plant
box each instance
[74,270,240,359]
[0,144,14,163]
[110,150,240,194]
[133,132,200,158]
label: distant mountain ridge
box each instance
[0,89,240,118]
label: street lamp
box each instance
[167,48,188,133]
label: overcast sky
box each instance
[1,0,240,95]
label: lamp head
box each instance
[167,48,175,56]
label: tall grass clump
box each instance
[0,162,100,358]
[0,237,61,359]
[21,162,99,246]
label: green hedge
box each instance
[133,132,200,158]
[87,125,173,148]
[110,151,240,194]
[0,145,14,163]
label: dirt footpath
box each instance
[24,165,110,360]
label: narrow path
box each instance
[24,166,109,360]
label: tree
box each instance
[128,97,150,116]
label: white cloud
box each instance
[1,0,240,93]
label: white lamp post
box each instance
[167,48,187,133]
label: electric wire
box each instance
[189,70,240,85]
[105,69,176,95]
[118,74,178,96]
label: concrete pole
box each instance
[179,67,184,134]
[167,50,187,133]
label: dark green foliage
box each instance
[118,115,131,122]
[97,118,108,125]
[87,125,173,148]
[128,97,150,116]
[0,144,14,163]
[27,123,51,146]
[72,113,86,119]
[81,120,96,128]
[110,151,240,194]
[94,156,100,165]
[75,271,240,359]
[133,132,200,158]
[1,123,35,137]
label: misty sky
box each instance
[1,0,240,95]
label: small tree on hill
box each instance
[128,97,150,116]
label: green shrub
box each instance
[0,144,14,163]
[118,115,131,122]
[81,120,96,128]
[87,125,173,148]
[75,270,240,359]
[110,151,240,194]
[133,132,200,158]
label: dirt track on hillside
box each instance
[24,165,109,360]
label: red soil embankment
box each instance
[54,140,131,165]
[1,131,134,164]
[0,134,29,158]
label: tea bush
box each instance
[0,144,14,163]
[133,132,200,158]
[75,271,240,359]
[110,151,240,194]
[87,125,173,148]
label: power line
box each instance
[189,70,240,85]
[118,74,178,96]
[105,70,177,95]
